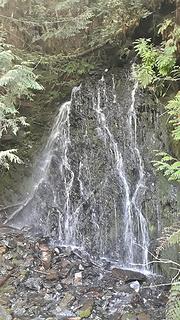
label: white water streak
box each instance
[94,75,149,269]
[5,101,71,225]
[94,76,133,262]
[127,80,149,269]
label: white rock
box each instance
[79,264,84,271]
[74,272,83,286]
[130,280,140,293]
[54,247,60,254]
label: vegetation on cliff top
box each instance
[0,0,172,169]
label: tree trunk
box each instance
[176,0,180,26]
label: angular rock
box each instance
[78,298,94,319]
[59,292,75,310]
[46,269,60,281]
[121,312,150,320]
[66,318,81,320]
[60,258,72,278]
[111,268,147,283]
[79,264,84,271]
[0,306,12,320]
[0,244,7,255]
[37,242,52,269]
[24,277,42,291]
[74,272,83,286]
[130,280,140,292]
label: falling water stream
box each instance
[92,76,149,269]
[6,73,149,271]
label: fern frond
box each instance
[0,149,23,169]
[166,279,180,320]
[55,0,81,11]
[152,152,180,182]
[0,45,43,169]
[158,19,174,37]
[0,0,9,8]
[156,224,180,257]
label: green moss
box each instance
[121,312,150,320]
[79,307,92,318]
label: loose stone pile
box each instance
[0,227,169,320]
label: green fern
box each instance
[156,224,180,256]
[152,152,180,182]
[166,279,180,320]
[55,0,81,11]
[0,0,9,7]
[134,19,179,90]
[166,92,180,141]
[158,19,174,37]
[0,44,43,168]
[152,91,180,180]
[156,225,180,320]
[157,45,176,77]
[134,19,180,320]
[0,149,23,169]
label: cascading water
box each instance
[126,81,149,269]
[6,72,150,270]
[92,76,149,269]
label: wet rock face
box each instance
[6,68,179,270]
[0,231,169,320]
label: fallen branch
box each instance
[34,269,50,275]
[0,202,24,212]
[142,281,180,289]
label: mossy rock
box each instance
[121,312,150,320]
[79,307,92,318]
[78,298,94,319]
[0,306,12,320]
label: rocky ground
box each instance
[0,226,169,320]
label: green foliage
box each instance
[0,43,43,169]
[0,0,149,52]
[156,224,180,255]
[166,92,180,141]
[135,16,180,320]
[152,91,180,180]
[63,59,95,77]
[54,0,81,11]
[34,9,94,41]
[90,0,147,46]
[158,19,174,37]
[0,149,23,169]
[134,19,180,185]
[134,37,176,88]
[156,224,180,320]
[156,45,176,77]
[134,38,158,87]
[0,0,8,7]
[152,152,180,181]
[166,279,180,320]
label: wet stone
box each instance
[111,268,147,283]
[0,306,12,320]
[24,277,42,291]
[0,232,168,320]
[74,272,83,286]
[121,312,151,320]
[59,292,75,310]
[78,297,94,318]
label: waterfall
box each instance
[92,75,149,269]
[6,72,150,271]
[126,81,149,269]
